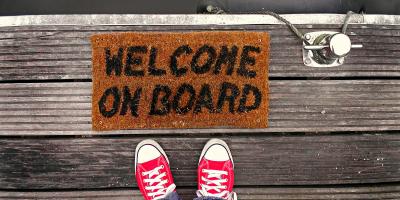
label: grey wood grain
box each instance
[0,134,399,189]
[1,185,400,200]
[1,80,400,135]
[1,24,400,80]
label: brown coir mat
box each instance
[91,31,269,131]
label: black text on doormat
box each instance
[91,31,269,131]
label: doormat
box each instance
[91,32,269,131]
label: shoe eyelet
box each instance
[161,165,164,169]
[201,169,205,173]
[224,178,228,182]
[141,172,145,176]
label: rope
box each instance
[247,11,306,42]
[205,6,306,41]
[206,5,226,14]
[342,11,354,34]
[205,5,357,43]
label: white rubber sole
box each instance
[135,139,170,173]
[199,138,234,168]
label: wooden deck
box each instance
[0,14,400,199]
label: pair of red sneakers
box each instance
[135,139,237,200]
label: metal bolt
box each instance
[305,34,311,41]
[337,58,344,64]
[206,5,214,12]
[304,58,311,65]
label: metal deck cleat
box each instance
[302,31,363,67]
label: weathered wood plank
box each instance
[1,24,400,80]
[1,80,400,135]
[0,134,399,189]
[1,185,400,200]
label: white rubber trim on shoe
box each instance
[199,138,234,168]
[135,139,170,173]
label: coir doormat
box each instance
[91,32,269,131]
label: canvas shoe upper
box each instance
[135,140,176,200]
[197,139,237,200]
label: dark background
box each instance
[0,0,399,15]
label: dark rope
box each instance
[205,5,357,43]
[248,10,306,41]
[342,11,355,34]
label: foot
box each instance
[197,139,237,200]
[135,139,176,200]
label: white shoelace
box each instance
[196,169,237,200]
[142,165,176,200]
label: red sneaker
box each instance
[197,139,237,200]
[135,139,176,200]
